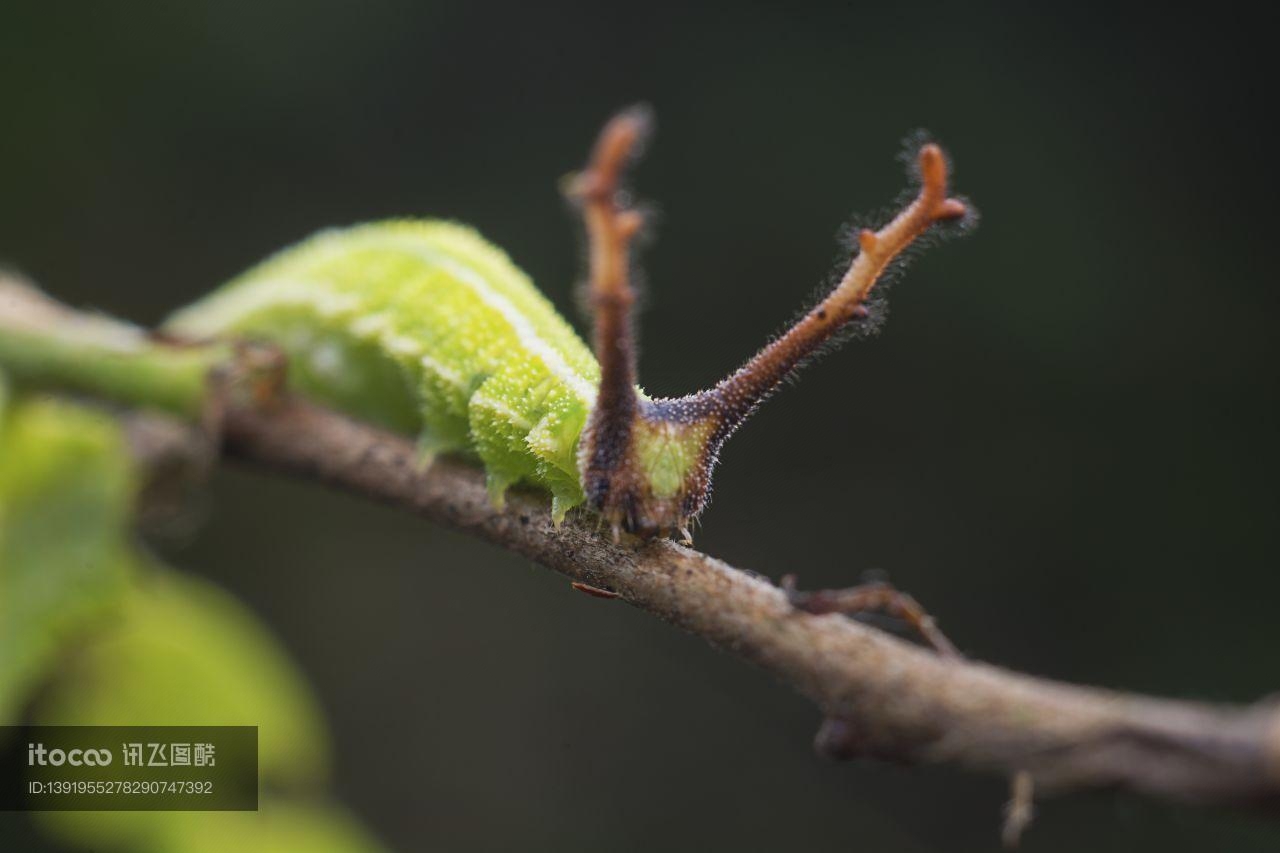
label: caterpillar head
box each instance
[578,396,720,540]
[568,108,972,541]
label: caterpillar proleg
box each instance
[166,108,972,540]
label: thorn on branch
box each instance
[783,572,1037,842]
[780,574,959,658]
[571,581,621,600]
[1003,770,1036,848]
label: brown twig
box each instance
[214,395,1280,812]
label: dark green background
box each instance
[3,1,1277,850]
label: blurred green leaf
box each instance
[0,390,386,851]
[36,569,386,853]
[38,569,330,784]
[0,394,135,722]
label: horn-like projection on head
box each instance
[566,108,973,541]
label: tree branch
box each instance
[4,274,1280,823]
[221,398,1280,809]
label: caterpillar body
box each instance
[166,109,972,539]
[167,220,602,521]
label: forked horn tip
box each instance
[573,105,655,201]
[618,210,645,239]
[937,198,968,220]
[916,142,950,192]
[611,103,654,136]
[596,105,653,163]
[858,228,878,253]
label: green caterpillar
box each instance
[166,108,972,539]
[167,220,600,521]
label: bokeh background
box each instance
[3,1,1278,850]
